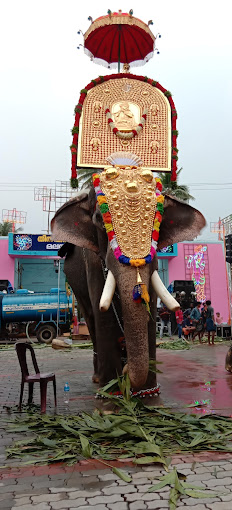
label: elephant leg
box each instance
[146,283,157,389]
[87,251,123,386]
[64,247,99,382]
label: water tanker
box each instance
[0,288,73,343]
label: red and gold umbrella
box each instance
[83,10,156,71]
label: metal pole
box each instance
[222,225,231,325]
[118,25,121,73]
[57,260,61,337]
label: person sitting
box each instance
[215,312,223,325]
[182,316,196,340]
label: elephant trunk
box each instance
[117,266,150,389]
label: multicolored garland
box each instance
[92,173,164,268]
[70,73,178,187]
[105,107,148,139]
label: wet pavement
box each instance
[1,339,232,509]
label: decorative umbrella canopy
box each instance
[83,10,156,71]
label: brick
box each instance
[1,478,17,485]
[12,504,50,510]
[0,484,21,493]
[126,492,159,502]
[137,484,153,492]
[32,494,66,503]
[50,499,86,509]
[146,502,169,509]
[177,506,208,510]
[207,503,232,510]
[213,469,232,478]
[204,477,232,486]
[102,485,137,495]
[88,495,124,505]
[134,477,153,485]
[77,507,107,510]
[129,502,147,510]
[0,501,15,509]
[98,473,118,481]
[180,497,220,505]
[221,493,232,501]
[13,497,31,506]
[187,473,213,482]
[220,464,232,470]
[50,487,79,493]
[193,466,211,474]
[68,490,101,498]
[108,504,128,510]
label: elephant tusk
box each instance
[99,270,116,312]
[151,270,180,311]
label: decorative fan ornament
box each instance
[106,152,143,167]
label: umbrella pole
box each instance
[118,25,121,73]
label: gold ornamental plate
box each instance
[77,78,171,172]
[100,166,157,259]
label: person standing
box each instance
[175,308,184,339]
[190,302,203,343]
[159,304,173,340]
[206,300,216,345]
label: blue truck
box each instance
[0,288,73,343]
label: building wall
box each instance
[0,237,15,287]
[168,242,229,323]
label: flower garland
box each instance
[105,107,148,139]
[92,173,164,268]
[70,73,178,187]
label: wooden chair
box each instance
[15,342,57,413]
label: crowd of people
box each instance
[159,300,223,346]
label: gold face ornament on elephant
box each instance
[51,163,206,395]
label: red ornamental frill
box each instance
[71,73,178,184]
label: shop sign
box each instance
[8,233,64,256]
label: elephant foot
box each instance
[92,373,100,384]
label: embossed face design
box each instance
[100,166,157,259]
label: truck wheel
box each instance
[36,325,56,344]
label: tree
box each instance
[159,168,194,202]
[0,222,22,236]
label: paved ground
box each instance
[1,340,232,509]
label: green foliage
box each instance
[164,90,172,97]
[80,88,88,94]
[0,222,22,235]
[71,126,79,135]
[70,178,79,188]
[159,168,194,203]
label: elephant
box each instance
[51,181,205,393]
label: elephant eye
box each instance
[140,169,154,183]
[105,167,119,179]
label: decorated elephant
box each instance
[51,165,205,395]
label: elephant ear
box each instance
[51,192,99,253]
[157,195,206,250]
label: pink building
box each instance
[168,242,229,323]
[0,237,15,289]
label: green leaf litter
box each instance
[3,376,232,509]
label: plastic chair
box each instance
[15,342,57,413]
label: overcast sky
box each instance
[0,0,232,239]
